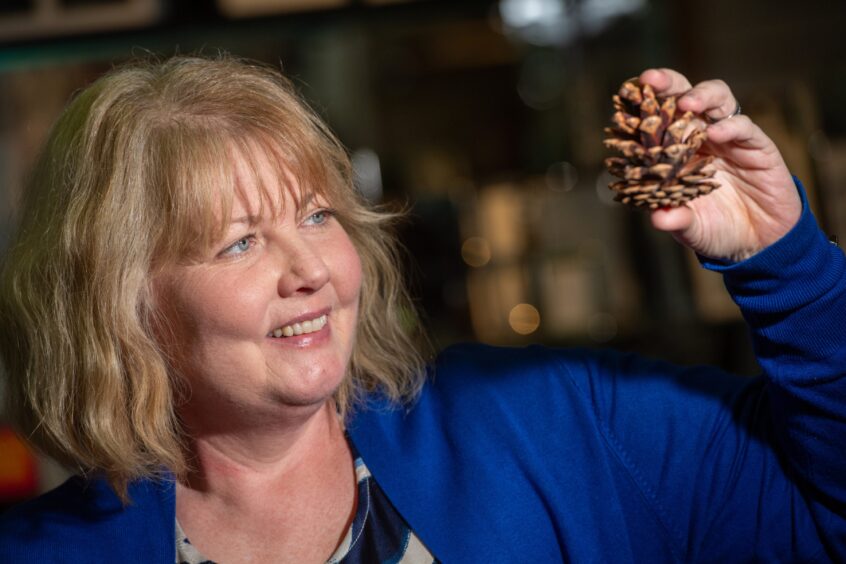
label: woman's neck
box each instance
[174,400,357,563]
[179,400,347,498]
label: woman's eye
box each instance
[221,236,253,257]
[305,209,332,226]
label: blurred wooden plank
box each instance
[0,0,161,42]
[217,0,346,18]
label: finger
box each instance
[638,68,692,97]
[706,115,771,150]
[650,205,694,234]
[678,79,738,120]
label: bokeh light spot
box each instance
[461,237,492,267]
[509,303,541,335]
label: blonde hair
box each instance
[0,55,427,499]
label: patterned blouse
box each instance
[176,456,437,563]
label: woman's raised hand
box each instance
[639,68,801,262]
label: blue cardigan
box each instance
[2,184,845,563]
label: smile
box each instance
[268,314,328,338]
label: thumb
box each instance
[650,205,704,250]
[650,206,694,234]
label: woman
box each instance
[0,56,843,563]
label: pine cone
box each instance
[603,80,719,210]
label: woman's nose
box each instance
[275,240,331,297]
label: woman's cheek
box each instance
[334,233,363,305]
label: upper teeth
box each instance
[269,314,327,338]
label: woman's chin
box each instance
[263,369,347,412]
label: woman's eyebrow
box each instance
[228,215,260,226]
[226,193,317,225]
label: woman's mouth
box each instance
[267,314,328,338]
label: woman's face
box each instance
[154,151,362,422]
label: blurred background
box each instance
[1,0,844,507]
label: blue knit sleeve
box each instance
[580,178,846,561]
[347,180,845,563]
[701,178,846,556]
